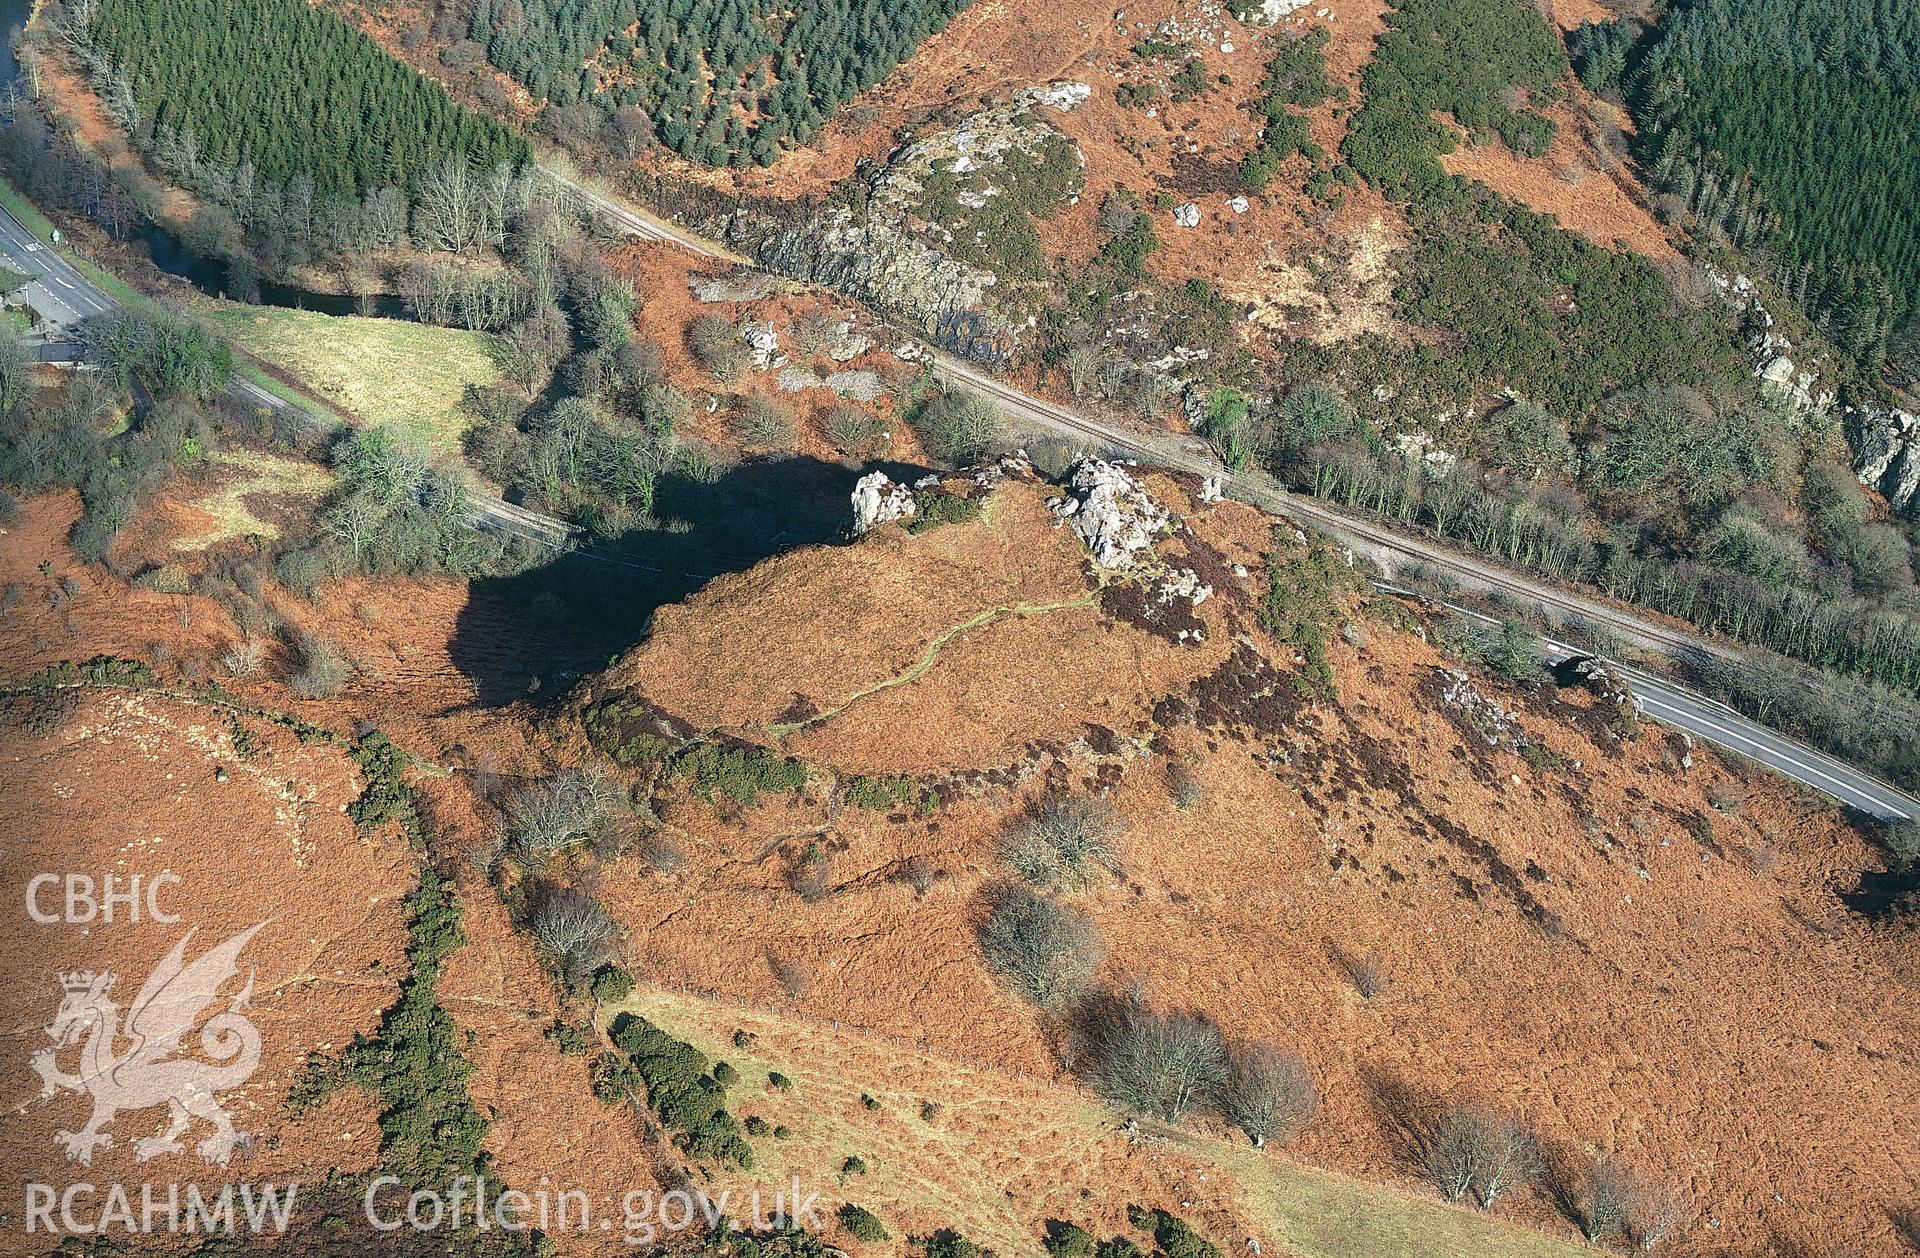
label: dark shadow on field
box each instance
[449,455,928,706]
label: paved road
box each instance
[0,204,115,329]
[1413,591,1920,821]
[538,167,1745,668]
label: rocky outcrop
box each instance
[1051,459,1172,569]
[1566,656,1640,740]
[688,271,795,303]
[1156,567,1213,607]
[1391,430,1459,480]
[716,207,1013,363]
[1703,265,1915,516]
[702,83,1089,366]
[851,471,917,534]
[1244,0,1315,23]
[777,366,886,401]
[745,323,782,369]
[818,320,874,363]
[1848,405,1920,513]
[1433,669,1528,751]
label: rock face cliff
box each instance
[703,83,1090,365]
[1849,405,1920,513]
[715,205,1013,361]
[1714,266,1920,514]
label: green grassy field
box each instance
[606,988,1594,1258]
[198,302,497,456]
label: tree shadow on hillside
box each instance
[449,454,928,706]
[1841,866,1920,920]
[1352,1060,1445,1174]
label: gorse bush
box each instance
[592,1051,641,1103]
[844,774,934,813]
[590,963,636,1003]
[1242,29,1332,189]
[1259,527,1365,696]
[1342,0,1564,197]
[347,731,420,839]
[1127,1208,1220,1258]
[319,869,493,1190]
[1042,1222,1095,1258]
[906,490,982,533]
[840,1204,889,1244]
[674,742,808,805]
[609,1013,754,1166]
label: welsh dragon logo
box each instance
[30,923,266,1167]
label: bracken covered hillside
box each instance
[2,442,1916,1254]
[558,461,1920,1255]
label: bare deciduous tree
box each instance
[1083,996,1228,1122]
[979,887,1104,1009]
[221,638,262,678]
[528,885,616,983]
[289,632,350,699]
[1629,1177,1695,1252]
[1580,1155,1632,1242]
[1425,1105,1542,1211]
[1329,942,1387,999]
[1001,796,1124,891]
[413,153,483,253]
[507,765,624,856]
[769,954,810,999]
[1222,1044,1318,1148]
[733,395,795,449]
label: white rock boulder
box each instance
[851,471,918,534]
[745,323,781,369]
[1052,458,1171,568]
[1246,0,1314,24]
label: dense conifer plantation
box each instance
[468,0,975,166]
[88,0,528,197]
[1576,0,1920,369]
